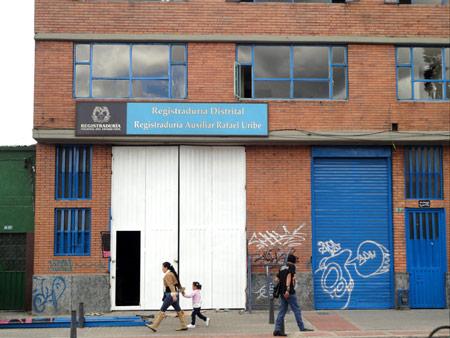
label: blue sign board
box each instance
[126,103,268,136]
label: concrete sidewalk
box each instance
[0,309,449,338]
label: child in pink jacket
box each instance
[182,281,210,329]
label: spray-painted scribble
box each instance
[249,224,306,250]
[315,240,390,309]
[32,276,66,313]
[254,248,296,264]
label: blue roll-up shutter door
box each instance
[312,147,394,310]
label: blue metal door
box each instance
[312,147,394,310]
[406,209,447,308]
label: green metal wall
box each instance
[0,147,35,233]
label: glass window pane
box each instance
[254,80,290,98]
[92,80,129,97]
[397,48,410,64]
[398,67,412,99]
[254,46,290,78]
[294,81,329,99]
[294,46,329,78]
[413,48,442,80]
[238,45,252,64]
[76,44,90,63]
[294,0,331,2]
[171,66,186,98]
[132,45,169,78]
[132,80,169,98]
[332,67,346,99]
[413,0,442,3]
[414,82,443,100]
[332,47,345,65]
[172,45,185,63]
[75,65,90,97]
[447,82,450,100]
[93,45,129,78]
[445,48,449,79]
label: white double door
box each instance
[111,146,246,310]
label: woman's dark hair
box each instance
[193,281,202,290]
[163,262,181,288]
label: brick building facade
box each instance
[33,0,449,314]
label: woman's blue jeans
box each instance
[160,292,181,312]
[274,293,305,332]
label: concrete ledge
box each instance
[34,33,450,45]
[33,129,450,145]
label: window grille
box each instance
[55,208,91,256]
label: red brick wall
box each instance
[34,144,111,274]
[34,42,450,132]
[35,0,449,38]
[246,146,312,272]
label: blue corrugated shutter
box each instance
[312,147,393,310]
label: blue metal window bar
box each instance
[73,43,187,99]
[55,145,92,200]
[236,45,347,100]
[54,208,91,256]
[396,47,450,101]
[404,146,443,199]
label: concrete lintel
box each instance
[33,129,450,145]
[34,33,450,45]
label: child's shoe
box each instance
[187,324,196,329]
[205,318,210,327]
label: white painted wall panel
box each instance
[179,146,246,309]
[143,147,179,309]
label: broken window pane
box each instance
[132,45,169,78]
[254,46,290,78]
[254,80,290,98]
[93,45,129,78]
[414,82,443,100]
[294,46,329,78]
[294,81,329,99]
[413,48,442,80]
[93,80,129,97]
[398,67,412,99]
[445,48,449,78]
[75,65,90,97]
[240,65,253,98]
[332,67,346,99]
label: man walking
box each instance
[273,254,313,336]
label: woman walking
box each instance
[146,262,188,332]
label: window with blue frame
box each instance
[55,145,92,200]
[235,45,347,99]
[396,47,450,100]
[405,146,443,199]
[55,208,91,256]
[74,43,187,99]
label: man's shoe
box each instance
[273,331,288,336]
[300,327,314,332]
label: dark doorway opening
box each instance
[115,231,140,306]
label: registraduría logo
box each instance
[91,106,111,123]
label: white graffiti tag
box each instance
[249,224,306,250]
[315,240,390,309]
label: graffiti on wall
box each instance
[249,224,306,264]
[32,276,66,313]
[315,239,390,309]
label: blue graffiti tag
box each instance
[32,276,66,313]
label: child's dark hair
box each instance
[193,281,202,290]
